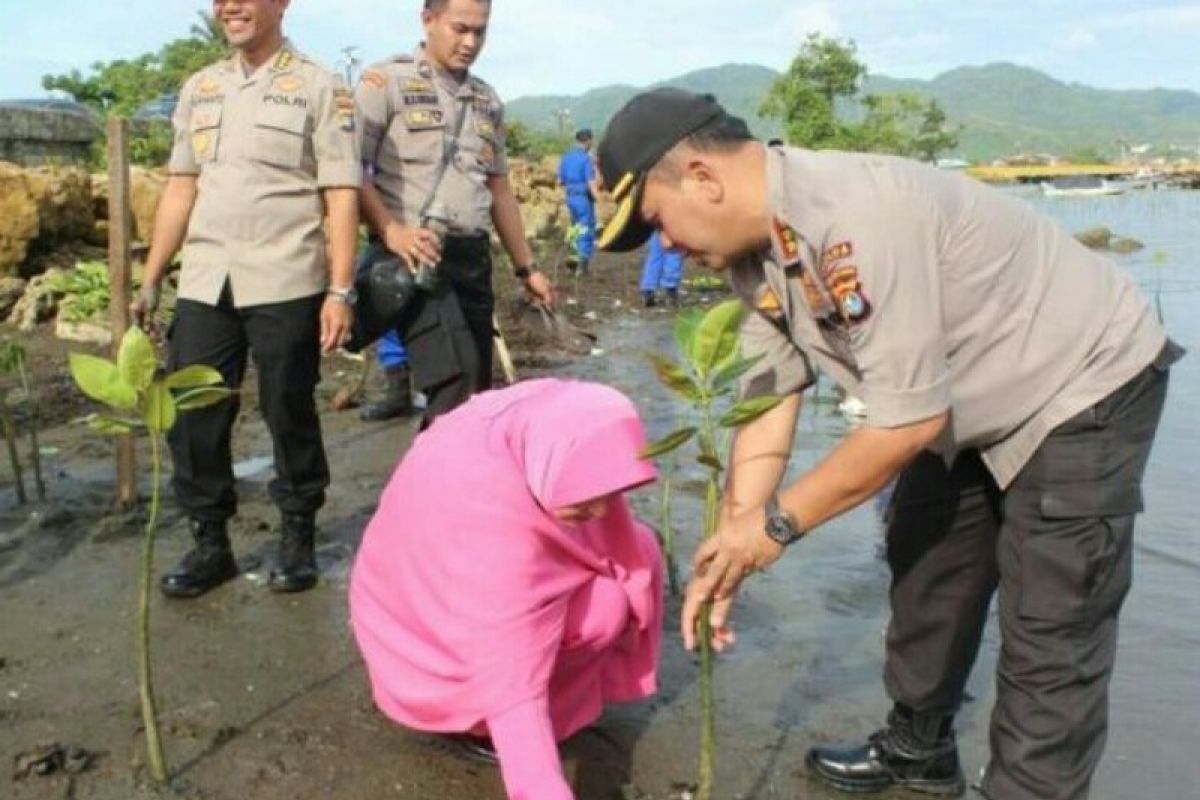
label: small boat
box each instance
[1040,175,1125,197]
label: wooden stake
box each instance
[107,117,137,509]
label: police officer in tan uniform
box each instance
[596,89,1182,800]
[134,0,361,597]
[353,0,553,424]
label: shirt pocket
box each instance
[253,102,310,168]
[189,105,223,164]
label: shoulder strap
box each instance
[418,94,472,221]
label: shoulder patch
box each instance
[391,53,415,63]
[360,70,387,90]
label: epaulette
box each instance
[391,53,415,63]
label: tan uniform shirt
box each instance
[734,146,1167,488]
[168,42,362,307]
[355,46,507,232]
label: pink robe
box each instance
[350,379,664,800]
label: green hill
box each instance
[505,62,1200,162]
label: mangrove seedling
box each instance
[641,299,784,800]
[69,326,233,786]
[0,339,46,503]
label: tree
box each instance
[760,33,866,150]
[762,34,960,161]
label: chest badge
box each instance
[826,265,872,324]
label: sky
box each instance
[2,0,1198,105]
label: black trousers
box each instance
[167,285,329,522]
[884,348,1176,800]
[360,234,494,425]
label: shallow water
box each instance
[562,187,1200,798]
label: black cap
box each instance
[575,127,593,141]
[596,88,731,252]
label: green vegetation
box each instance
[504,120,572,160]
[46,261,111,322]
[0,339,46,504]
[642,300,785,800]
[762,34,959,160]
[43,12,228,167]
[69,327,234,785]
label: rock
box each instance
[0,162,41,276]
[23,167,92,244]
[6,268,65,330]
[12,742,97,779]
[1110,237,1145,254]
[55,318,112,346]
[91,166,165,243]
[0,276,26,319]
[1074,226,1113,250]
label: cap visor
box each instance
[598,181,654,252]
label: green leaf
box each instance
[647,353,702,402]
[690,299,744,379]
[175,386,235,411]
[674,309,702,359]
[719,394,786,428]
[142,381,177,433]
[117,326,158,392]
[697,453,723,471]
[640,427,697,459]
[165,364,225,390]
[69,352,137,410]
[86,413,139,435]
[712,352,766,391]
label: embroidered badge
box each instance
[826,265,872,324]
[756,286,782,315]
[402,78,433,93]
[798,270,827,314]
[198,78,222,96]
[772,218,801,263]
[192,132,210,157]
[822,241,853,264]
[272,50,294,72]
[479,142,495,169]
[272,75,303,93]
[404,108,445,129]
[360,70,387,90]
[402,93,440,106]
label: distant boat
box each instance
[1040,175,1125,197]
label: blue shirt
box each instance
[558,147,594,194]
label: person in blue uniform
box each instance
[557,128,599,273]
[639,231,685,307]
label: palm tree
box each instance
[189,11,224,44]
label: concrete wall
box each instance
[0,107,99,166]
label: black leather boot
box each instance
[160,519,239,599]
[806,706,966,796]
[666,288,680,308]
[360,365,415,422]
[268,512,319,593]
[642,291,657,308]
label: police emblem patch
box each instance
[404,108,445,129]
[360,70,386,90]
[826,265,872,324]
[273,75,303,93]
[772,218,801,263]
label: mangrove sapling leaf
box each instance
[697,453,723,471]
[689,299,743,378]
[675,308,702,357]
[712,353,766,392]
[719,395,786,428]
[648,353,704,403]
[118,326,158,392]
[67,327,237,788]
[641,426,698,459]
[164,364,224,390]
[69,354,138,411]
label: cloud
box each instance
[1092,4,1200,31]
[785,2,842,39]
[1061,27,1100,52]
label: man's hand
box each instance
[130,284,162,335]
[523,270,554,307]
[320,296,354,353]
[383,221,442,269]
[681,505,785,650]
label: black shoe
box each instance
[361,366,415,422]
[268,513,318,593]
[441,733,499,766]
[666,288,680,308]
[643,291,657,308]
[160,520,239,599]
[806,710,965,796]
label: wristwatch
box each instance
[763,494,805,547]
[327,286,358,305]
[512,264,534,281]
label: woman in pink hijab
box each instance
[350,379,664,800]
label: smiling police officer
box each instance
[354,0,553,424]
[596,88,1182,800]
[135,0,361,597]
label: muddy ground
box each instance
[3,245,1198,800]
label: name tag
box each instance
[405,108,445,130]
